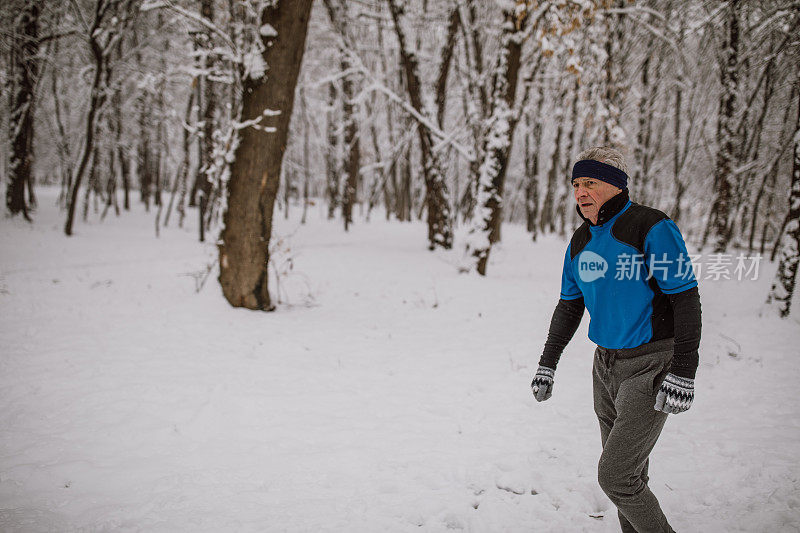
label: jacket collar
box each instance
[576,188,630,227]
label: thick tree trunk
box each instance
[766,85,800,317]
[708,0,740,253]
[218,0,313,311]
[7,0,40,220]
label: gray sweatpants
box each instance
[592,337,676,533]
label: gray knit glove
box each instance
[654,373,694,414]
[531,366,555,402]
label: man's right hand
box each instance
[531,366,555,402]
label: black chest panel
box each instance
[610,203,669,253]
[569,223,592,260]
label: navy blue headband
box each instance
[571,159,628,190]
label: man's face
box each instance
[573,177,622,224]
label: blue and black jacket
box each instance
[539,190,701,379]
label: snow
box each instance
[243,46,267,82]
[494,0,517,10]
[566,54,582,74]
[259,24,278,38]
[2,188,800,531]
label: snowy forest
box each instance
[2,1,800,531]
[3,0,800,313]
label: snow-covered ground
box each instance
[1,188,799,532]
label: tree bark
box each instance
[340,53,360,231]
[708,0,740,253]
[466,3,528,275]
[375,21,400,220]
[7,0,40,220]
[670,10,690,224]
[524,99,543,240]
[387,0,453,249]
[540,81,568,234]
[196,0,217,235]
[325,81,340,219]
[766,82,800,317]
[65,0,118,236]
[601,0,626,148]
[218,0,313,311]
[321,0,360,229]
[164,84,196,227]
[434,5,459,129]
[51,38,73,210]
[300,86,311,225]
[634,29,660,207]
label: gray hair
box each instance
[576,146,629,174]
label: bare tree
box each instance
[196,0,217,238]
[766,81,800,317]
[300,85,311,225]
[340,49,360,231]
[6,0,40,220]
[163,86,196,228]
[218,0,314,310]
[540,79,568,234]
[325,80,340,219]
[706,0,740,252]
[64,0,137,236]
[524,90,544,240]
[601,0,627,148]
[464,2,534,275]
[321,0,361,231]
[386,0,453,249]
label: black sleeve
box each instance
[538,297,585,371]
[667,286,701,380]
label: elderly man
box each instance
[531,147,701,532]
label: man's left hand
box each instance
[531,366,555,402]
[654,373,694,414]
